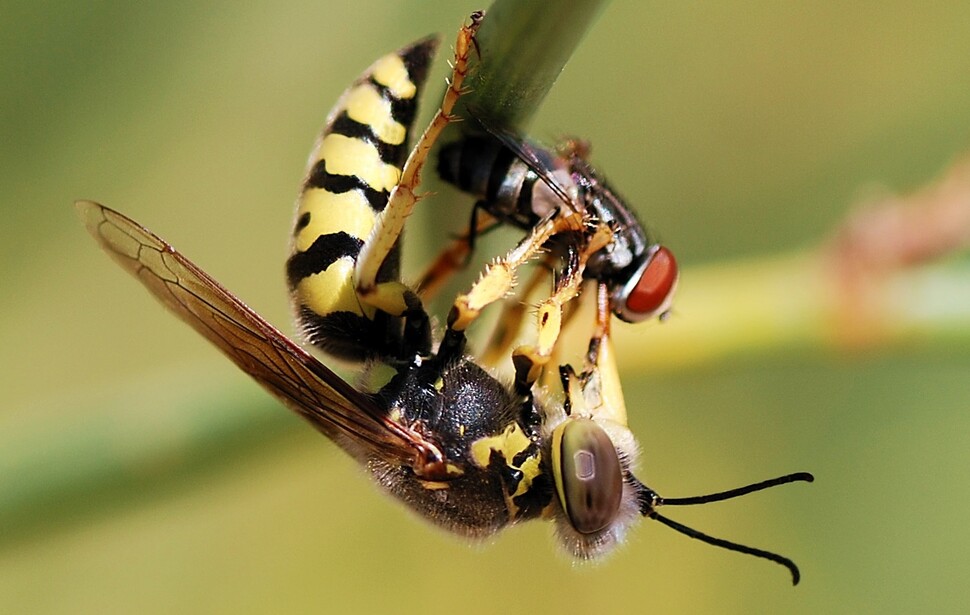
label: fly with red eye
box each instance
[434,127,679,393]
[561,142,679,323]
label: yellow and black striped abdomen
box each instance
[287,37,437,361]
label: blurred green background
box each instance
[3,1,970,613]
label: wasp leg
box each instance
[447,212,589,332]
[437,211,582,364]
[477,255,554,369]
[354,13,482,340]
[510,223,614,393]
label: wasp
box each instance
[79,12,812,582]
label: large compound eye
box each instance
[553,419,623,535]
[622,245,678,321]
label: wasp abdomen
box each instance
[288,38,437,360]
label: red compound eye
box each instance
[624,246,678,318]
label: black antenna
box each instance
[635,472,814,586]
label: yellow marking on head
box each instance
[318,134,401,192]
[295,258,373,318]
[470,422,542,520]
[371,53,417,100]
[344,84,407,146]
[550,422,567,514]
[470,422,531,469]
[294,189,376,252]
[511,453,542,500]
[418,480,450,490]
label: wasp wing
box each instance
[77,200,431,469]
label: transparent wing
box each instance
[77,200,436,470]
[475,117,580,212]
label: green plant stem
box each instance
[6,250,968,542]
[0,368,293,546]
[462,0,610,131]
[613,251,970,373]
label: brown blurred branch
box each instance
[615,153,970,370]
[825,155,970,345]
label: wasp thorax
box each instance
[553,418,624,535]
[616,245,679,322]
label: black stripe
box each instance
[304,159,389,211]
[388,93,419,133]
[329,112,407,166]
[398,36,437,90]
[286,231,363,289]
[438,137,503,197]
[517,171,538,217]
[294,211,311,234]
[436,140,459,184]
[365,36,436,133]
[298,307,400,363]
[366,76,420,134]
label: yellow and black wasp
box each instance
[79,12,811,582]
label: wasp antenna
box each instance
[648,511,802,585]
[630,472,812,584]
[660,472,814,507]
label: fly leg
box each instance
[510,222,613,394]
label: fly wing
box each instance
[475,117,580,213]
[77,200,436,470]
